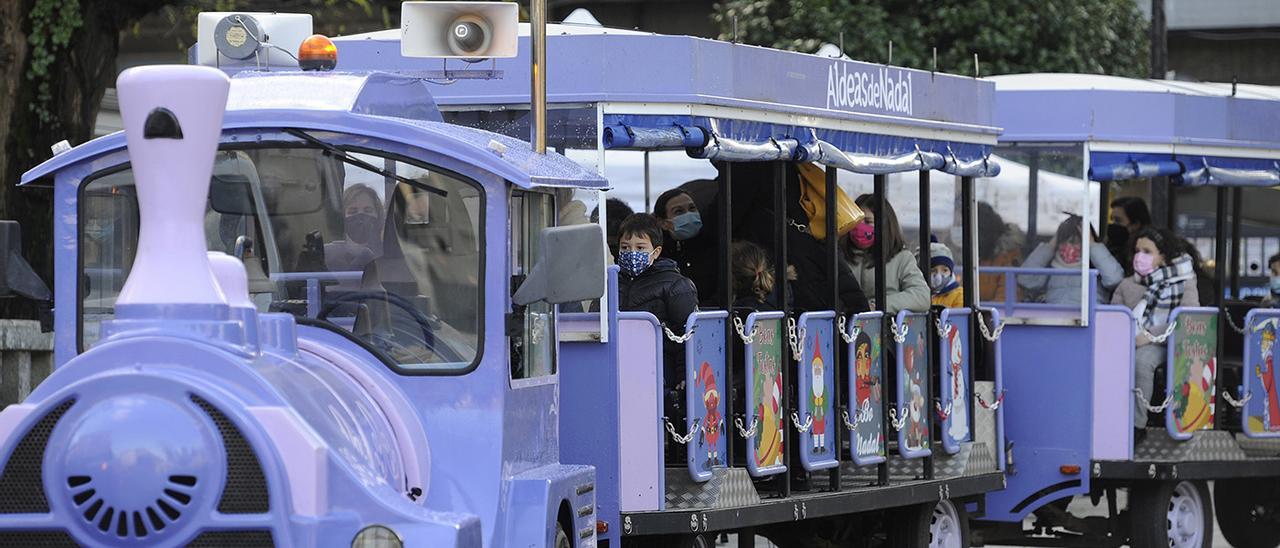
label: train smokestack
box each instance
[115,65,231,306]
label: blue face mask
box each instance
[671,212,703,241]
[1271,276,1280,294]
[619,250,653,277]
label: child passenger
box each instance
[930,241,964,309]
[844,195,931,315]
[1267,253,1280,305]
[616,213,699,377]
[1019,215,1124,304]
[1111,227,1199,432]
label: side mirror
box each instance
[512,224,605,306]
[0,221,51,301]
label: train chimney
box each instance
[114,66,231,306]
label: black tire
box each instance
[1130,480,1213,548]
[1215,478,1280,548]
[889,500,971,547]
[555,521,572,548]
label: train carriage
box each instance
[976,73,1280,548]
[330,15,1011,547]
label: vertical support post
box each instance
[873,174,890,486]
[1215,186,1229,428]
[1230,187,1243,298]
[825,165,842,491]
[643,151,652,213]
[1166,182,1178,230]
[720,163,735,467]
[1026,151,1041,254]
[530,0,547,154]
[1151,176,1171,228]
[919,170,935,481]
[773,162,792,497]
[1099,181,1111,244]
[962,174,981,440]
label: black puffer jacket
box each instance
[618,258,699,385]
[618,258,699,331]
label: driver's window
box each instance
[510,190,556,380]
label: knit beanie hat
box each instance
[930,242,955,271]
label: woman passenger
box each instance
[654,188,719,304]
[1111,227,1199,432]
[1019,215,1124,304]
[843,195,931,315]
[731,240,787,310]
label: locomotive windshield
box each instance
[80,145,484,372]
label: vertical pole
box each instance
[919,170,935,481]
[643,151,652,213]
[825,166,842,492]
[1152,176,1171,228]
[1166,182,1178,230]
[774,162,792,497]
[1151,0,1168,79]
[1215,186,1229,428]
[962,175,981,444]
[873,174,890,486]
[720,164,735,467]
[530,0,547,154]
[1026,151,1041,253]
[1099,181,1112,244]
[1230,187,1243,298]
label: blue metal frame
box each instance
[797,311,838,471]
[742,311,787,477]
[938,308,974,455]
[684,310,729,482]
[847,311,886,466]
[1242,309,1280,438]
[895,311,931,459]
[1163,307,1221,441]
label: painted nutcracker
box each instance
[696,361,722,466]
[810,335,827,453]
[1256,323,1279,430]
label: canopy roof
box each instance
[990,73,1280,186]
[333,28,1002,175]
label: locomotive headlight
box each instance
[352,525,403,548]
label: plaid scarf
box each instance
[1134,254,1195,330]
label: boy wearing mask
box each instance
[930,242,964,309]
[1268,254,1280,305]
[616,213,699,377]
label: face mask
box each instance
[345,213,380,245]
[1133,251,1157,277]
[84,222,113,241]
[850,222,876,249]
[930,272,955,292]
[1270,275,1280,294]
[671,212,703,241]
[1057,243,1082,265]
[618,250,653,277]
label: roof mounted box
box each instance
[196,12,313,68]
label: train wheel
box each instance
[889,499,970,547]
[1131,480,1213,548]
[1215,478,1280,548]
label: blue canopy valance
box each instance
[1090,151,1280,187]
[602,114,1000,177]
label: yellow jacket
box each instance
[932,287,965,309]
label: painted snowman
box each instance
[947,327,969,443]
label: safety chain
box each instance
[1221,389,1253,409]
[732,316,759,345]
[890,319,909,343]
[837,315,861,344]
[888,407,909,431]
[1133,388,1174,413]
[935,400,953,421]
[1145,323,1179,345]
[935,317,953,338]
[976,312,1006,342]
[786,317,806,361]
[841,408,858,430]
[1224,312,1247,335]
[663,324,696,344]
[976,390,1007,411]
[735,416,760,439]
[790,411,813,433]
[663,417,701,444]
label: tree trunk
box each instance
[0,0,174,319]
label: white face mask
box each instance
[930,272,955,292]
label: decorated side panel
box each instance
[896,311,931,458]
[1164,308,1218,440]
[797,311,837,471]
[1243,310,1280,437]
[743,311,786,477]
[847,312,886,465]
[939,308,972,454]
[685,311,728,481]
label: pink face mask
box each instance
[850,222,876,249]
[1133,251,1157,276]
[1057,243,1082,265]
